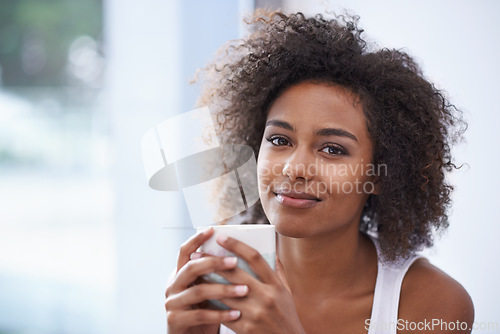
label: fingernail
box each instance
[234,285,248,296]
[217,235,228,244]
[229,310,241,319]
[223,257,237,267]
[190,252,202,260]
[203,227,213,235]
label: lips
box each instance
[273,189,321,209]
[275,190,321,200]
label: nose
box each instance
[282,147,317,181]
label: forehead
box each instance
[267,82,366,128]
[266,82,369,141]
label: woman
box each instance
[165,11,474,334]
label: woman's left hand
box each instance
[214,235,306,334]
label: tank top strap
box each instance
[367,237,424,334]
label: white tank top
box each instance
[220,238,423,334]
[367,242,423,334]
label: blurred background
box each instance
[0,0,498,333]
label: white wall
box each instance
[105,0,243,332]
[283,0,500,329]
[105,0,184,332]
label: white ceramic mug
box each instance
[196,224,276,309]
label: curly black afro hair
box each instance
[196,10,466,261]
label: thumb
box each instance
[275,255,291,292]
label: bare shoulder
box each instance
[398,258,474,334]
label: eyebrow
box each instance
[316,128,358,142]
[265,119,358,142]
[266,119,294,131]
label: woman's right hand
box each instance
[165,228,248,334]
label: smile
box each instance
[273,191,322,209]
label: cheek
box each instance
[257,150,285,197]
[257,147,282,177]
[320,161,376,196]
[257,155,272,195]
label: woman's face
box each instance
[257,81,377,238]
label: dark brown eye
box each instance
[321,144,346,156]
[268,136,291,146]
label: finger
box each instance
[165,283,249,310]
[275,255,291,293]
[171,256,239,294]
[216,235,277,284]
[190,252,219,286]
[214,265,261,287]
[189,251,213,260]
[217,295,248,311]
[167,308,241,329]
[177,228,214,272]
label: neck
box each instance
[277,224,376,300]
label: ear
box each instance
[370,175,380,195]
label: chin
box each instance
[262,195,318,232]
[269,217,316,239]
